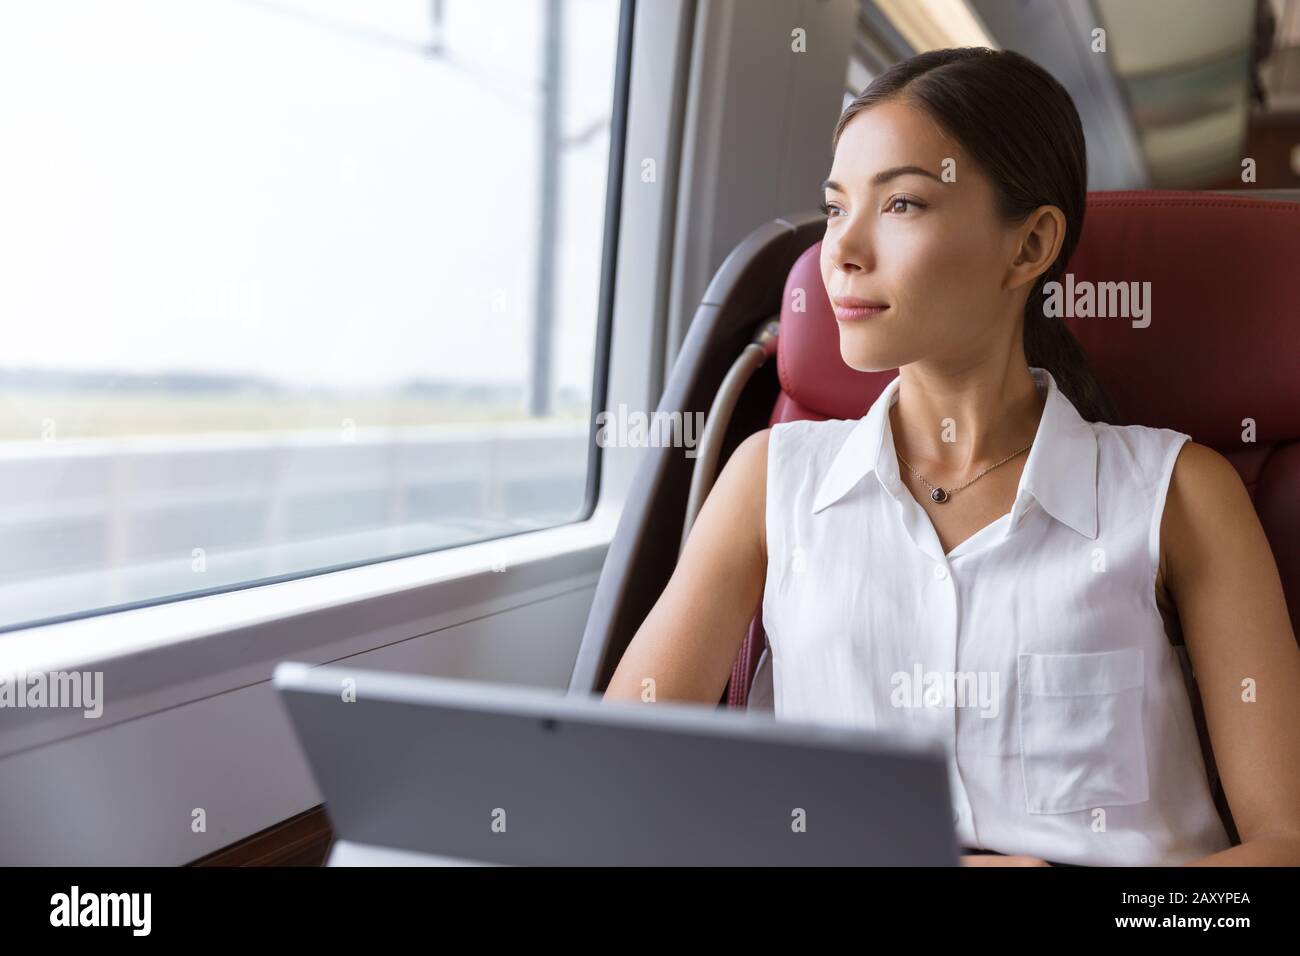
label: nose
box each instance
[825,220,873,276]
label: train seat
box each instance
[573,189,1300,845]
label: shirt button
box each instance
[933,565,949,581]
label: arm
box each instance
[603,429,771,706]
[1159,442,1300,865]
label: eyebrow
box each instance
[822,165,943,192]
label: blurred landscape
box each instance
[0,0,615,630]
[0,368,590,441]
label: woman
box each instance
[603,48,1300,866]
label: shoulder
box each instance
[1167,440,1245,498]
[1164,440,1253,529]
[718,428,773,508]
[1092,421,1193,487]
[769,416,859,459]
[1092,425,1247,542]
[1160,440,1256,588]
[766,418,862,495]
[728,427,771,470]
[727,421,855,491]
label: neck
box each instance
[889,362,1044,477]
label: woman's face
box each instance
[819,99,1024,373]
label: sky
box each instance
[0,0,620,391]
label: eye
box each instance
[884,195,925,215]
[819,200,845,219]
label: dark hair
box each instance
[833,47,1120,424]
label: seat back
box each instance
[569,214,827,701]
[731,189,1300,841]
[572,191,1298,844]
[739,189,1300,702]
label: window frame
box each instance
[0,0,668,759]
[0,0,635,638]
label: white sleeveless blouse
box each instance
[758,366,1232,866]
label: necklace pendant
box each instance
[931,487,949,503]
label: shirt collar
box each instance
[810,366,1099,540]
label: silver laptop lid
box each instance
[274,662,959,866]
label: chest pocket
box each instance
[1017,647,1149,814]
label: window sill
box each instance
[0,501,619,759]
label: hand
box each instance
[960,853,1051,866]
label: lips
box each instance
[832,295,888,321]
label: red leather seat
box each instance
[725,189,1300,841]
[731,189,1300,704]
[573,189,1297,845]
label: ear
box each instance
[1005,205,1066,294]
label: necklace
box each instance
[896,441,1032,504]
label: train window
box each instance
[0,0,625,631]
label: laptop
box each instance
[273,661,960,866]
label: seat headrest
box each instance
[776,190,1300,442]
